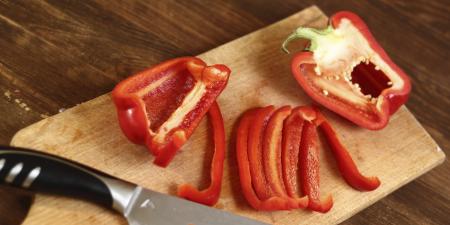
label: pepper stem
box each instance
[282,25,334,54]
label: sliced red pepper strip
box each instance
[315,111,381,191]
[247,106,275,200]
[282,11,411,130]
[281,108,304,198]
[263,106,291,197]
[299,120,333,213]
[177,101,225,206]
[236,109,294,211]
[112,57,230,167]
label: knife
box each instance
[0,146,268,225]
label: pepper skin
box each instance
[112,57,230,167]
[282,11,411,130]
[177,101,226,206]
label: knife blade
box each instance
[0,146,268,225]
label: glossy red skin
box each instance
[290,11,411,130]
[236,108,298,211]
[177,102,225,206]
[112,57,230,167]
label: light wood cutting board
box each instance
[10,6,445,225]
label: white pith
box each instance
[151,82,206,143]
[311,19,404,111]
[147,65,228,144]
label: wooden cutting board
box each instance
[10,6,445,225]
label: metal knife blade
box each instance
[124,187,268,225]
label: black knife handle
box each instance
[0,145,136,213]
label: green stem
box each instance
[282,26,334,54]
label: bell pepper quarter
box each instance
[236,108,297,211]
[177,102,226,206]
[282,11,411,130]
[112,57,230,167]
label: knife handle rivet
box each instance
[0,159,5,172]
[22,166,41,188]
[5,162,23,183]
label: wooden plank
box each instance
[10,6,445,225]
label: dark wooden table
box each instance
[0,1,448,224]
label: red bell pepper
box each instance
[282,11,411,130]
[247,106,275,200]
[236,108,297,211]
[299,120,333,213]
[112,57,230,167]
[281,107,305,198]
[263,106,292,197]
[315,111,381,191]
[177,102,225,206]
[281,106,316,198]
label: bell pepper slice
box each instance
[263,106,291,197]
[236,108,296,211]
[112,57,230,167]
[281,106,316,198]
[315,111,381,191]
[177,101,225,206]
[282,11,411,130]
[299,120,333,213]
[247,106,276,200]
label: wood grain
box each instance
[8,6,445,225]
[0,1,449,225]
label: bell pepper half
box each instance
[177,101,225,206]
[282,11,411,130]
[112,57,230,167]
